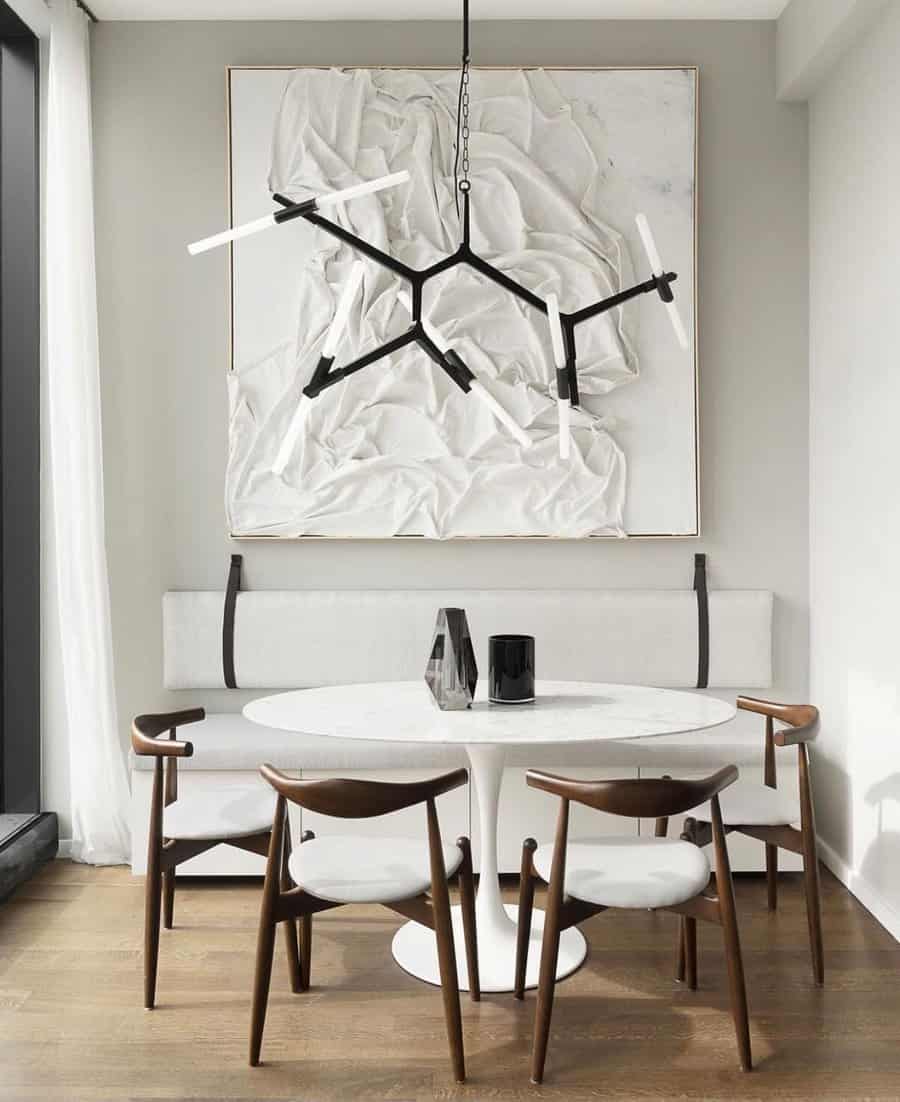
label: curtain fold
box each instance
[46,0,130,864]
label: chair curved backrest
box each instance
[526,765,738,820]
[737,696,819,747]
[131,708,205,757]
[259,764,468,819]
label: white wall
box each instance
[808,1,900,937]
[44,20,810,839]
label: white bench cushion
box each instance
[129,709,766,773]
[289,836,464,904]
[164,588,773,691]
[163,783,276,841]
[688,779,801,827]
[533,836,710,909]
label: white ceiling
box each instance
[89,0,792,21]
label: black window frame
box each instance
[0,0,40,822]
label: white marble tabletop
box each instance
[243,680,735,746]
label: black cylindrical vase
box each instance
[488,634,535,704]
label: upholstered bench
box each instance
[131,581,800,876]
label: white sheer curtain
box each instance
[46,0,130,864]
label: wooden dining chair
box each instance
[515,765,750,1084]
[249,764,480,1083]
[132,708,288,1010]
[657,697,823,985]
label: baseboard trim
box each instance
[818,836,900,943]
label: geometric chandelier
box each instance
[188,1,687,472]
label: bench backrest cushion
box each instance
[163,588,772,691]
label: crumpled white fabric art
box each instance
[227,68,642,538]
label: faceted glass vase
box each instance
[424,607,478,710]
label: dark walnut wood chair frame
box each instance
[132,708,291,1011]
[515,765,751,1084]
[250,763,480,1084]
[656,697,824,986]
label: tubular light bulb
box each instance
[558,394,571,460]
[316,169,410,210]
[546,293,566,370]
[188,213,277,256]
[634,213,689,351]
[187,170,410,256]
[322,261,365,358]
[398,292,531,449]
[546,293,571,460]
[271,395,312,476]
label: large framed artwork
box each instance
[226,66,698,539]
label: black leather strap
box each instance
[693,552,709,689]
[223,554,242,689]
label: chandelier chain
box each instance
[460,59,471,191]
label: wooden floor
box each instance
[1,862,898,1101]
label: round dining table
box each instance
[244,679,735,993]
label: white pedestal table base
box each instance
[391,742,587,993]
[391,902,587,993]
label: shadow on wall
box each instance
[809,750,853,866]
[860,773,900,905]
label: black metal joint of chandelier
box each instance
[275,191,678,412]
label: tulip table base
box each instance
[392,743,587,993]
[392,901,586,993]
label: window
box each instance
[0,1,40,848]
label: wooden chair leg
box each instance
[144,847,162,1010]
[144,760,164,1011]
[801,832,824,985]
[675,817,698,983]
[531,801,569,1085]
[250,797,287,1068]
[162,870,175,930]
[799,745,825,986]
[457,837,480,1002]
[429,816,465,1082]
[515,838,537,1000]
[298,830,315,991]
[531,888,563,1084]
[684,916,697,990]
[765,844,778,912]
[249,910,278,1066]
[675,917,686,983]
[712,801,752,1072]
[299,915,312,992]
[280,827,303,995]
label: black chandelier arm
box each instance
[271,192,418,282]
[464,249,547,313]
[569,272,677,326]
[561,322,579,407]
[419,249,466,281]
[414,329,472,394]
[302,328,419,399]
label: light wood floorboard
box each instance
[0,862,898,1100]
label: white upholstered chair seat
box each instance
[163,786,277,841]
[289,835,464,904]
[687,779,800,826]
[533,835,710,910]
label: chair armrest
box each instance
[737,696,819,746]
[131,708,204,757]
